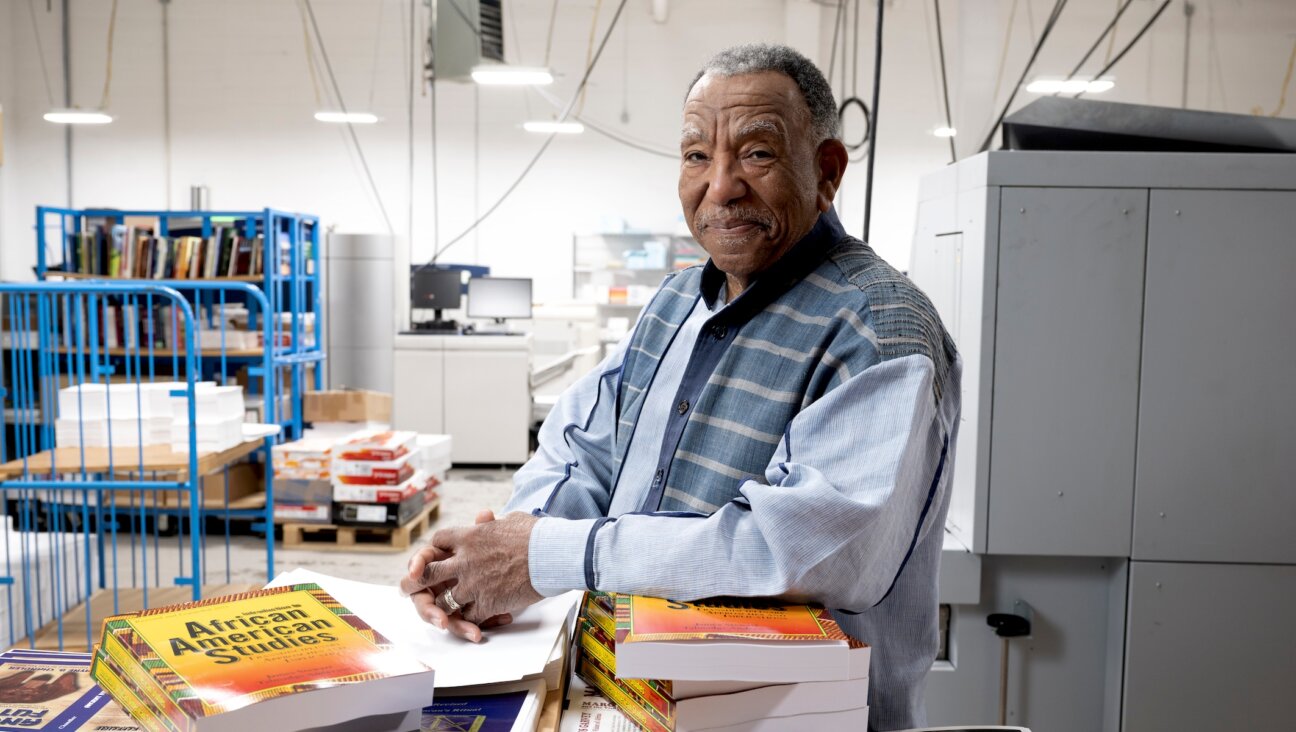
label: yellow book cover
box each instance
[92,583,431,725]
[613,594,850,644]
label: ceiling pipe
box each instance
[652,0,668,24]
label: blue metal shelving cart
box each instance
[34,206,326,440]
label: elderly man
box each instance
[401,43,960,731]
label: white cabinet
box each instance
[393,334,531,464]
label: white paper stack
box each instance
[412,434,453,483]
[266,569,579,691]
[170,383,246,453]
[0,516,101,649]
[55,383,173,448]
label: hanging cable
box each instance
[1076,0,1172,99]
[1057,0,1134,91]
[861,0,884,244]
[932,0,956,163]
[827,0,846,88]
[25,0,56,107]
[426,0,443,258]
[96,0,120,110]
[838,0,870,152]
[1267,40,1296,117]
[407,0,415,255]
[533,87,675,158]
[302,0,396,235]
[367,0,386,111]
[986,0,1019,127]
[543,0,561,67]
[976,0,1069,153]
[576,0,605,115]
[421,0,631,267]
[296,0,325,109]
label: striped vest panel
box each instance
[616,237,956,514]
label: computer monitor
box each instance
[411,268,463,316]
[467,277,532,323]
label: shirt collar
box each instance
[699,207,847,320]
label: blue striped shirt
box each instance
[507,221,961,731]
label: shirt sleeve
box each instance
[524,353,959,611]
[504,336,629,521]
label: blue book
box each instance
[420,689,529,732]
[0,649,140,731]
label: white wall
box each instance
[3,0,1294,295]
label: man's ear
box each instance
[814,138,849,212]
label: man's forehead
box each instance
[682,71,808,132]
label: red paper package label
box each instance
[333,463,416,486]
[335,430,417,462]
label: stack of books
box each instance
[90,583,434,732]
[0,648,141,731]
[575,592,870,732]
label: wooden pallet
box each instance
[280,499,439,553]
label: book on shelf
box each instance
[58,218,266,280]
[89,583,434,732]
[0,648,143,731]
[575,592,870,732]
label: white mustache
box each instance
[695,208,774,230]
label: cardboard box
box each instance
[277,478,333,506]
[202,462,263,503]
[113,461,262,506]
[303,389,392,424]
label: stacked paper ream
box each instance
[0,516,101,649]
[330,430,429,524]
[55,381,247,453]
[413,434,453,483]
[56,383,174,448]
[272,436,338,522]
[196,328,259,351]
[170,383,246,453]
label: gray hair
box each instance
[687,43,840,143]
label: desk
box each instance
[393,334,532,464]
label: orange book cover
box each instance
[91,583,430,722]
[613,594,850,644]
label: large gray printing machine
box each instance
[911,99,1296,731]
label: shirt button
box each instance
[677,400,690,415]
[711,325,728,340]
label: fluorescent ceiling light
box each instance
[932,126,957,138]
[43,109,113,125]
[314,111,379,124]
[1025,78,1115,94]
[523,120,585,134]
[472,66,554,86]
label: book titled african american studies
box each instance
[90,583,434,732]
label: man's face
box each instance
[679,71,828,288]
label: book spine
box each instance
[576,654,674,732]
[93,647,176,732]
[579,621,674,717]
[95,631,193,732]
